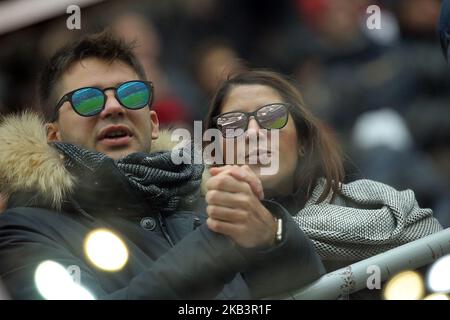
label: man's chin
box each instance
[96,146,137,160]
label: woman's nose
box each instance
[247,117,261,133]
[245,117,268,143]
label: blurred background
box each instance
[0,0,449,227]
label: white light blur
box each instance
[34,260,95,300]
[427,255,450,293]
[383,270,424,300]
[423,293,449,300]
[84,229,129,272]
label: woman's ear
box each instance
[46,122,61,142]
[298,143,306,157]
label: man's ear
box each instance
[46,122,62,142]
[0,193,8,213]
[150,110,159,140]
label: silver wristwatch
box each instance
[275,218,283,244]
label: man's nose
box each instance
[99,91,125,119]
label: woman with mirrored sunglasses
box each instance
[202,70,442,277]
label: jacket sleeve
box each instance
[240,200,325,299]
[0,209,249,300]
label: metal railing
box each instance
[280,228,450,300]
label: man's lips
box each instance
[98,135,133,147]
[97,125,134,147]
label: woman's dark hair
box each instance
[39,30,146,122]
[204,70,344,203]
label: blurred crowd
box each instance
[0,0,449,226]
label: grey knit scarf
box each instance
[294,178,443,262]
[52,142,203,213]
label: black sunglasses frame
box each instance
[213,103,290,138]
[52,80,154,121]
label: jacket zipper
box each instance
[158,213,175,247]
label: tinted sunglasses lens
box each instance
[257,104,288,129]
[117,81,150,109]
[72,88,105,116]
[217,113,247,138]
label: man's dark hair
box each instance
[39,30,146,122]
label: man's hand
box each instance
[205,165,277,249]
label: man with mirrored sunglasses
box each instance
[0,31,324,299]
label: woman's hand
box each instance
[205,165,277,248]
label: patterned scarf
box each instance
[52,142,203,214]
[293,178,443,261]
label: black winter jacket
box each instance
[0,114,324,299]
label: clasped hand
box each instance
[205,165,277,249]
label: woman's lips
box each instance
[244,150,273,164]
[245,150,272,158]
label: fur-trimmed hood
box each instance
[0,112,181,209]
